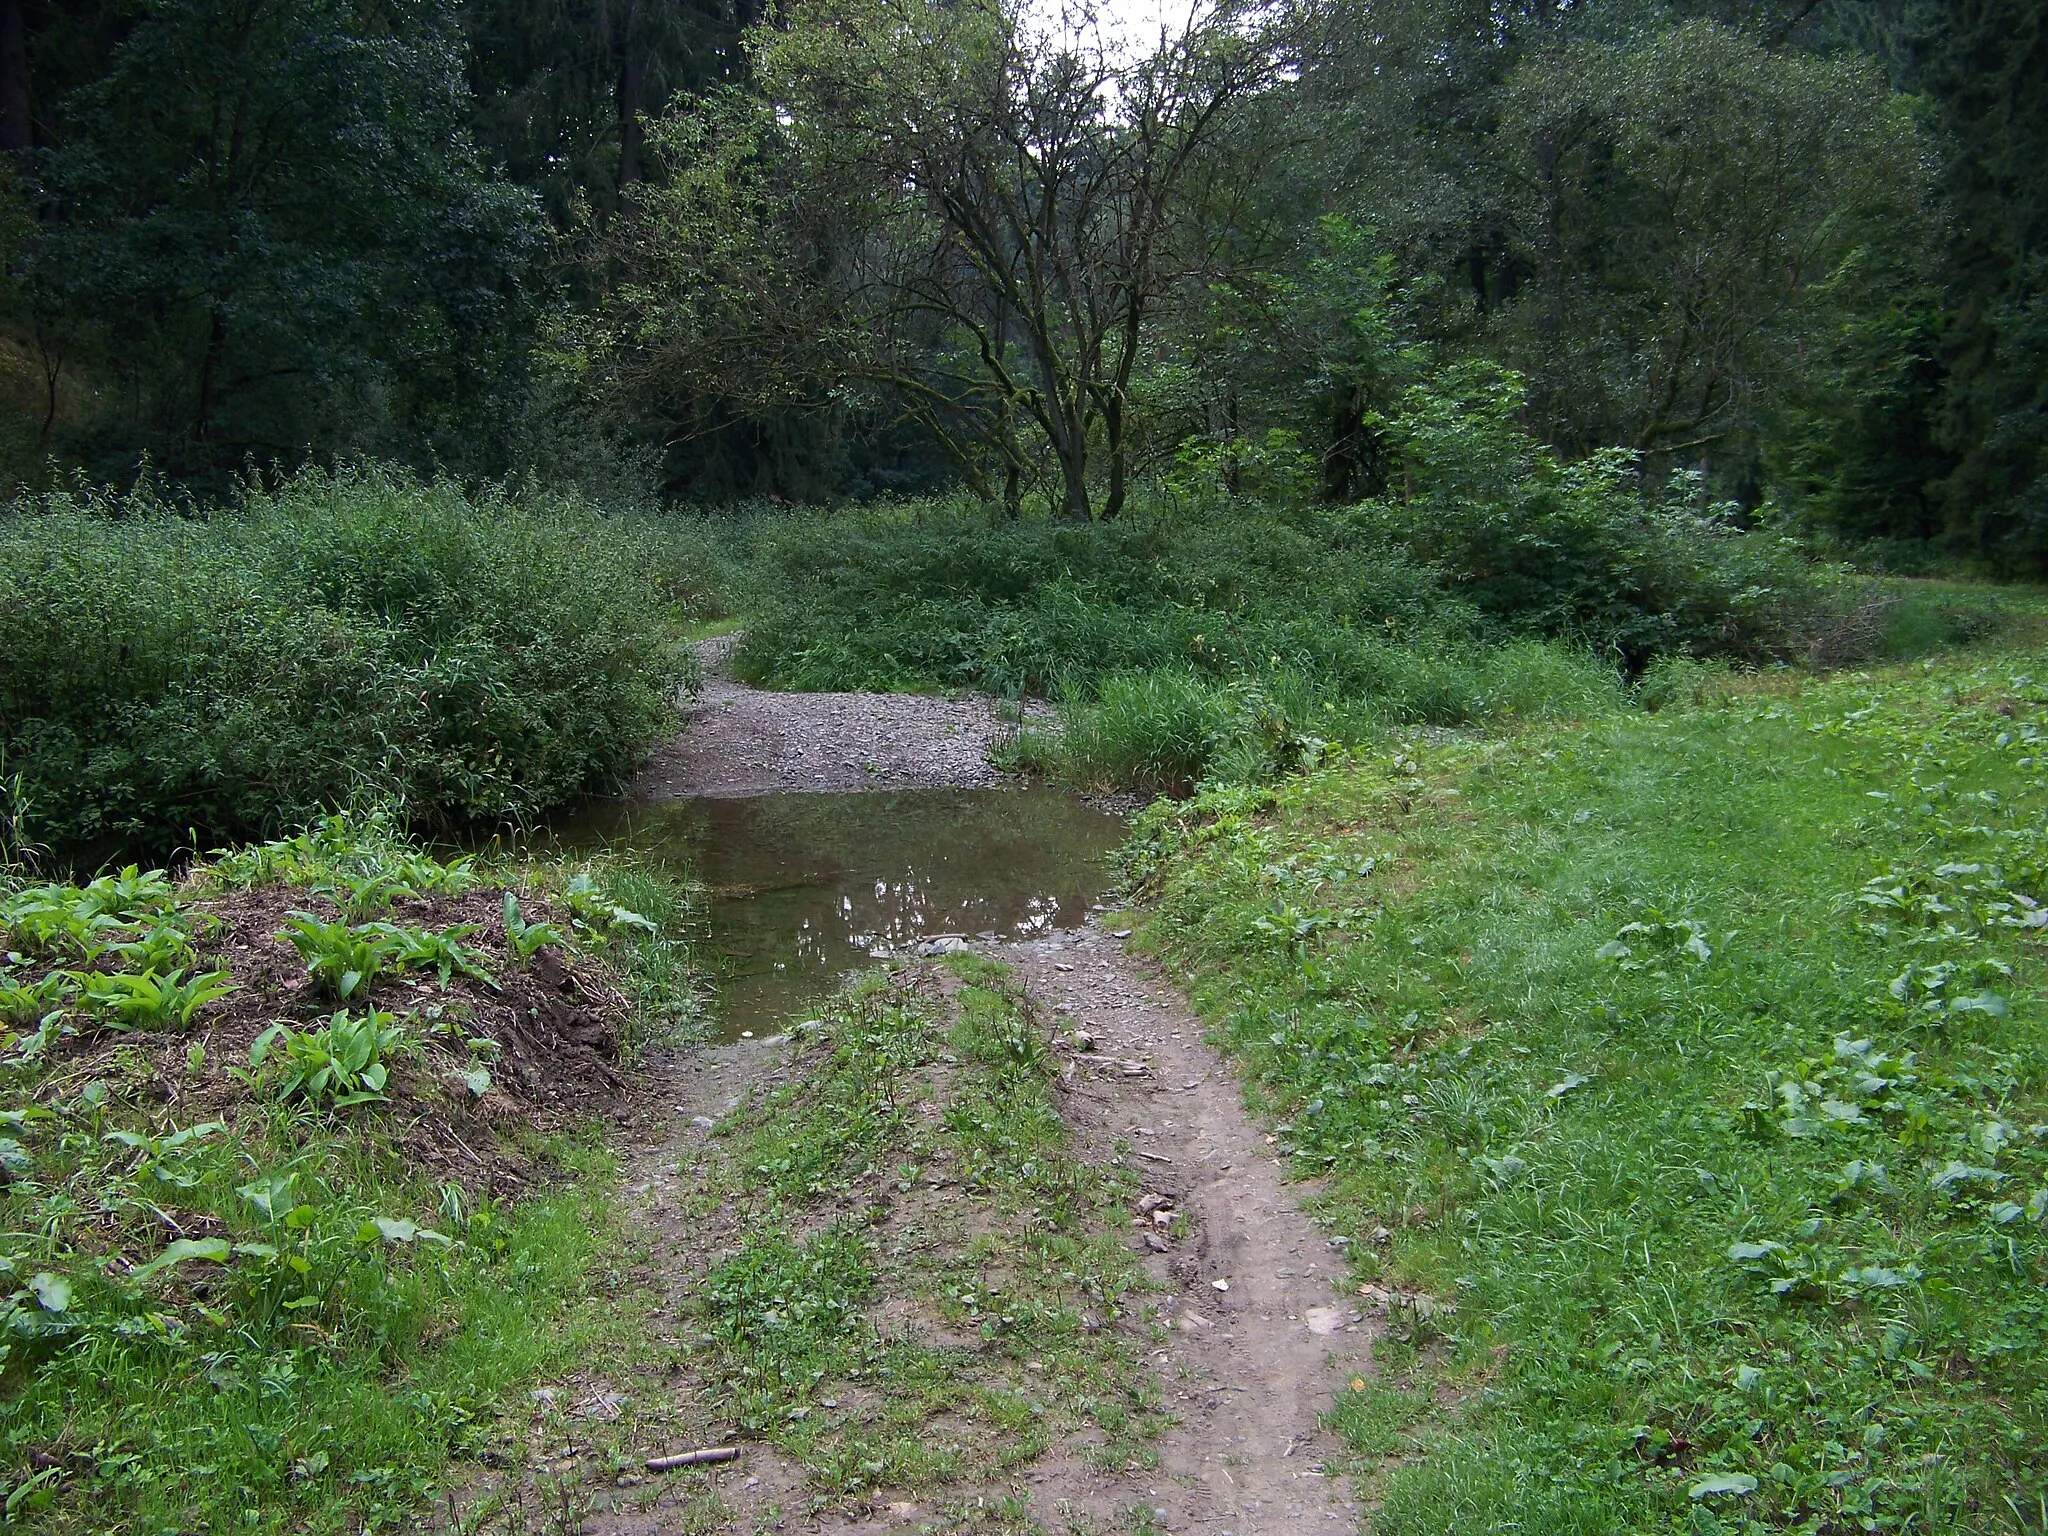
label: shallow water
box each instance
[551,787,1127,1040]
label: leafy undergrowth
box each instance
[674,960,1165,1519]
[0,814,698,1532]
[0,466,711,858]
[1128,652,2048,1533]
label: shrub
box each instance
[729,495,1475,697]
[0,466,701,855]
[729,438,1835,711]
[1019,648,1626,792]
[1353,364,1835,667]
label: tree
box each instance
[16,0,543,480]
[462,0,756,230]
[589,0,1282,518]
[1492,21,1929,484]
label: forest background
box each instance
[0,0,2040,569]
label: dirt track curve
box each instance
[585,644,1373,1534]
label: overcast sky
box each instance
[1022,0,1217,60]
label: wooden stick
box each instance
[646,1446,739,1472]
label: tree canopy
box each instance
[0,0,2041,562]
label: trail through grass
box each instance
[1129,651,2048,1533]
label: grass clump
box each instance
[1010,648,1626,794]
[0,465,711,857]
[1126,649,2048,1533]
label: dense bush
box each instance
[0,468,702,855]
[1008,646,1626,792]
[730,497,1481,697]
[1352,365,1835,668]
[730,376,1844,704]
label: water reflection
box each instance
[550,788,1127,1039]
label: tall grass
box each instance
[1130,653,2048,1530]
[0,466,710,856]
[1008,646,1628,793]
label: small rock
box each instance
[1110,928,1134,939]
[1152,1210,1174,1227]
[1071,1030,1096,1051]
[530,1387,557,1406]
[1212,1278,1230,1292]
[690,1115,715,1130]
[1136,1193,1168,1214]
[1145,1232,1170,1252]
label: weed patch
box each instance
[0,813,699,1531]
[0,466,708,857]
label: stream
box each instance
[550,786,1127,1040]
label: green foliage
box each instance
[1131,649,2048,1531]
[702,1227,876,1419]
[548,862,704,1050]
[12,0,544,485]
[279,914,397,1002]
[248,1010,408,1107]
[365,923,494,990]
[688,967,1161,1491]
[0,466,699,854]
[1356,364,1837,667]
[0,817,643,1532]
[729,494,1478,696]
[72,966,234,1033]
[500,894,565,963]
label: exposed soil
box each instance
[539,925,1370,1535]
[631,636,1035,798]
[991,923,1366,1535]
[24,882,628,1197]
[474,636,1375,1531]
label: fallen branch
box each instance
[646,1446,739,1472]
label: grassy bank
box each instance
[0,816,697,1532]
[1127,650,2048,1532]
[0,468,729,859]
[707,495,2037,793]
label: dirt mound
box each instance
[22,883,630,1195]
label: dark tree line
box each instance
[0,0,2041,563]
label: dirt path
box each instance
[567,923,1368,1536]
[990,922,1367,1535]
[632,636,1032,797]
[547,638,1371,1533]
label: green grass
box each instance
[675,961,1165,1505]
[1127,649,2048,1533]
[0,815,697,1532]
[1007,646,1630,794]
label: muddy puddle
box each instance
[551,787,1126,1039]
